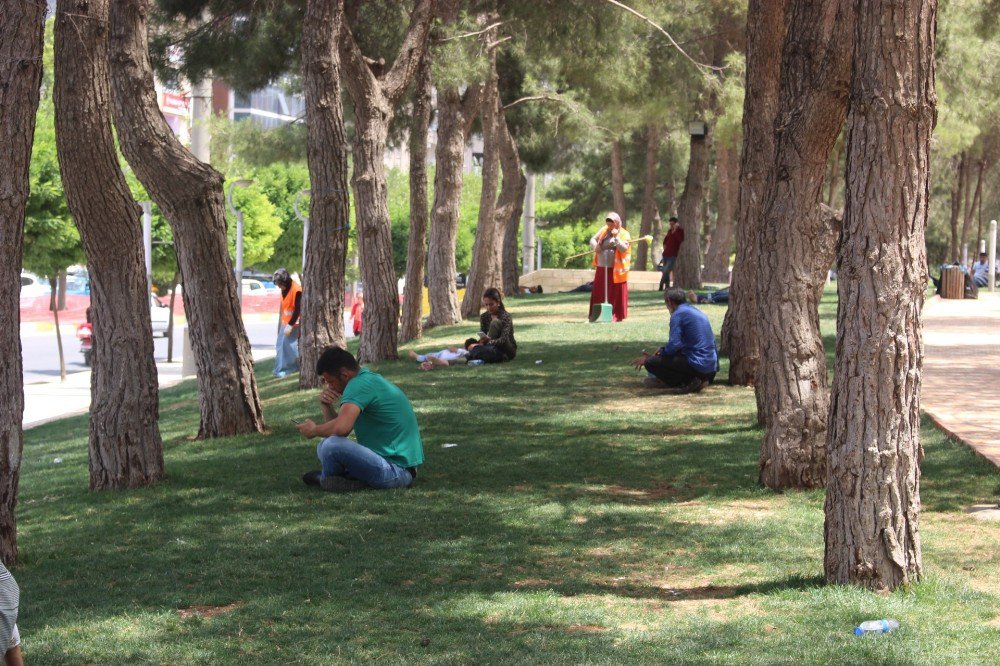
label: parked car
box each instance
[150,294,170,337]
[20,271,50,298]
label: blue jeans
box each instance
[317,436,414,489]
[274,323,300,377]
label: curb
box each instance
[923,408,1000,470]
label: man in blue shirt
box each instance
[631,288,718,393]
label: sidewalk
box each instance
[921,291,1000,469]
[24,346,276,430]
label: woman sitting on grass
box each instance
[408,338,481,370]
[469,287,518,364]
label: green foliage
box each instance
[23,20,82,279]
[209,115,307,173]
[537,220,596,270]
[17,290,1000,663]
[248,162,311,272]
[225,179,282,267]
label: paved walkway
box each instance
[922,291,1000,469]
[24,345,276,430]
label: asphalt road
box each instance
[20,319,320,385]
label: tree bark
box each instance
[754,0,853,491]
[298,0,351,387]
[426,83,480,326]
[0,0,45,565]
[610,138,627,224]
[461,37,504,319]
[55,0,164,490]
[719,0,789,386]
[400,53,432,342]
[499,103,527,297]
[340,0,434,362]
[960,158,983,260]
[108,0,265,436]
[703,138,738,283]
[824,0,936,591]
[672,131,712,289]
[947,153,966,262]
[637,124,661,270]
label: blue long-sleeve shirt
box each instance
[659,303,719,374]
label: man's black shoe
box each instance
[679,377,709,395]
[302,470,322,487]
[320,475,370,493]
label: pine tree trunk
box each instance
[0,0,45,565]
[108,0,265,436]
[824,0,936,591]
[54,0,164,490]
[498,104,527,297]
[672,132,711,289]
[400,54,432,342]
[719,0,788,386]
[960,159,983,259]
[703,139,738,283]
[427,86,467,327]
[637,125,661,270]
[299,0,351,387]
[461,43,503,319]
[340,0,434,362]
[755,0,853,490]
[610,139,627,224]
[947,153,965,262]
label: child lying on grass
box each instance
[408,338,481,370]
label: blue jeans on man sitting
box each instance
[317,436,414,489]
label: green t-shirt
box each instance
[340,368,424,467]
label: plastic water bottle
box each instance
[854,619,899,636]
[468,359,485,366]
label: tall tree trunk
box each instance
[960,158,983,260]
[610,138,627,224]
[703,139,738,283]
[461,37,503,319]
[0,0,44,565]
[824,0,936,591]
[55,0,164,490]
[108,0,265,436]
[947,153,966,262]
[754,0,853,491]
[426,83,479,326]
[672,131,712,289]
[637,124,661,270]
[400,54,432,342]
[299,0,351,387]
[499,102,527,297]
[340,0,434,362]
[719,0,789,386]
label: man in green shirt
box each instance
[298,347,424,492]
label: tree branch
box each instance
[601,0,726,73]
[434,21,503,43]
[383,0,436,103]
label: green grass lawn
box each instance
[17,289,1000,664]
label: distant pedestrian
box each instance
[659,216,684,290]
[350,293,364,336]
[272,268,301,378]
[588,212,631,322]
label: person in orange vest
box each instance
[272,268,302,378]
[588,212,631,322]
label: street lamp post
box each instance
[227,179,253,302]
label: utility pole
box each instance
[522,173,536,274]
[190,78,212,162]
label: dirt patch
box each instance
[177,602,241,620]
[988,616,1000,629]
[596,483,683,503]
[566,623,607,633]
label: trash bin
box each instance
[941,266,964,299]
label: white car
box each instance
[242,278,279,295]
[20,271,51,298]
[150,295,170,337]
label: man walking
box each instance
[658,216,684,290]
[298,347,423,492]
[632,288,718,393]
[272,268,302,378]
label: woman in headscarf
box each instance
[588,212,631,322]
[467,287,517,364]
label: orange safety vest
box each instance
[281,280,302,325]
[592,227,632,284]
